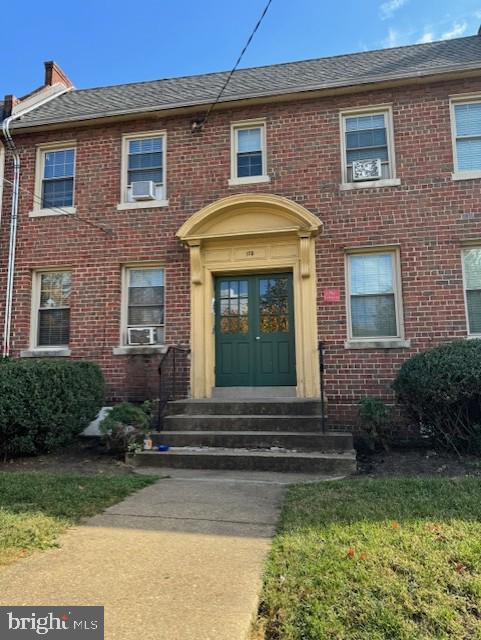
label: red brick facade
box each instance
[1,75,481,428]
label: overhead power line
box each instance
[0,175,111,235]
[193,0,274,132]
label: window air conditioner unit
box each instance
[131,180,156,201]
[352,158,382,181]
[128,327,156,345]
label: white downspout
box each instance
[1,87,70,357]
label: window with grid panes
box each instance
[344,113,391,182]
[125,136,164,201]
[41,148,75,208]
[234,126,264,178]
[37,271,71,346]
[126,268,165,343]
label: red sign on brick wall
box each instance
[323,288,341,303]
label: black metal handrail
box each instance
[157,345,191,430]
[319,341,326,432]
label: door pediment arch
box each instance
[177,193,322,242]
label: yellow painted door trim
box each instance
[177,194,322,399]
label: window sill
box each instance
[451,171,481,182]
[344,338,410,350]
[340,178,401,191]
[116,200,169,211]
[28,207,76,218]
[20,348,71,358]
[112,345,168,356]
[228,175,270,187]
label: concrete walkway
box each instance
[0,469,336,640]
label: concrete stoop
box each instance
[134,399,357,475]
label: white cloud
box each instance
[418,31,434,44]
[474,10,481,20]
[383,28,400,48]
[380,0,408,20]
[441,21,467,40]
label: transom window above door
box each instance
[229,120,269,186]
[119,131,167,209]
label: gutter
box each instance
[1,86,70,358]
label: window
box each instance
[120,132,166,206]
[35,271,71,347]
[462,248,481,335]
[452,100,481,175]
[123,267,165,344]
[340,108,396,186]
[347,252,402,340]
[41,148,75,208]
[230,120,268,184]
[30,143,77,216]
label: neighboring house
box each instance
[2,32,481,430]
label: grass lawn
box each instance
[0,472,157,567]
[258,478,481,640]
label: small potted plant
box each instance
[99,401,153,462]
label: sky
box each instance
[2,0,481,98]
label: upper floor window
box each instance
[452,100,481,176]
[122,266,165,346]
[229,120,269,186]
[462,247,481,335]
[340,107,397,188]
[30,142,77,217]
[346,250,403,341]
[119,131,167,209]
[34,270,71,347]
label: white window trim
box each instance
[339,105,398,190]
[114,263,166,354]
[344,246,409,349]
[461,246,481,338]
[118,130,168,210]
[29,141,77,218]
[228,119,270,186]
[22,268,72,356]
[450,95,481,181]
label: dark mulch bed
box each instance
[0,439,130,475]
[357,448,481,478]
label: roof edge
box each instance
[11,61,481,132]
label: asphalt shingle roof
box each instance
[12,35,481,129]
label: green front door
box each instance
[215,273,296,387]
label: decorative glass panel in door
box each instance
[215,273,296,387]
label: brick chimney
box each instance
[3,94,19,117]
[44,61,73,88]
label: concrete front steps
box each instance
[134,399,357,475]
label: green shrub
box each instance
[393,339,481,453]
[0,359,104,459]
[358,396,392,451]
[99,401,152,455]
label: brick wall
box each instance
[1,76,481,428]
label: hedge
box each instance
[393,339,481,453]
[0,359,104,459]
